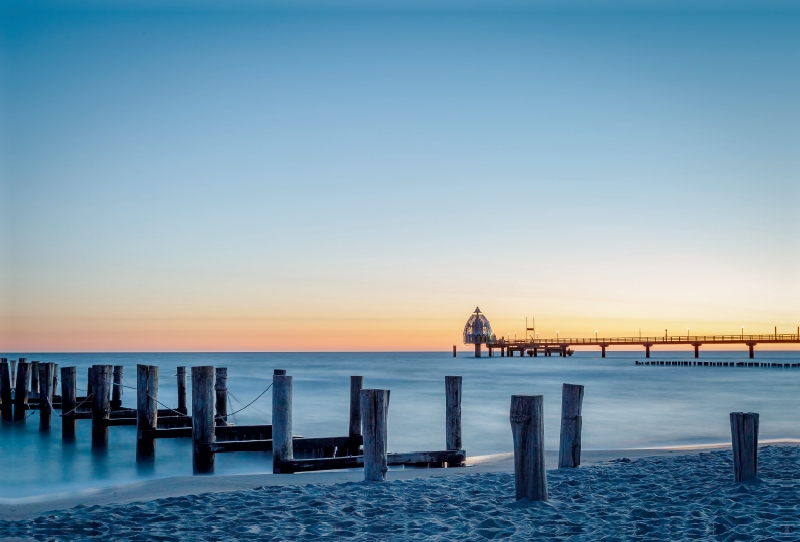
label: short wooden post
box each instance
[445,376,462,466]
[137,364,159,460]
[176,366,187,414]
[272,375,293,472]
[30,361,40,399]
[14,361,30,423]
[192,366,215,474]
[510,395,547,501]
[730,412,759,482]
[38,362,55,431]
[349,376,364,455]
[111,365,124,409]
[559,383,584,468]
[0,360,12,423]
[91,365,112,448]
[361,388,390,481]
[61,367,77,440]
[214,367,228,427]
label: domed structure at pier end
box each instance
[463,307,496,357]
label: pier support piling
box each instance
[192,366,215,474]
[272,374,293,472]
[558,384,584,468]
[349,376,364,455]
[510,394,547,501]
[214,367,228,427]
[30,361,40,399]
[61,367,77,440]
[747,342,756,359]
[361,388,390,481]
[601,346,606,358]
[452,345,456,357]
[0,360,12,423]
[9,360,16,393]
[91,365,112,448]
[176,366,187,415]
[474,343,482,358]
[111,365,124,409]
[445,376,462,465]
[14,361,30,423]
[693,344,700,358]
[38,362,55,431]
[730,412,759,482]
[137,364,159,460]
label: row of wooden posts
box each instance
[637,360,800,368]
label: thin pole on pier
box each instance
[445,376,462,465]
[176,366,187,415]
[0,360,12,423]
[510,394,547,501]
[61,367,77,440]
[38,362,55,431]
[91,365,112,448]
[111,366,124,409]
[361,388,390,482]
[730,412,759,483]
[192,366,215,474]
[349,376,364,455]
[558,383,584,468]
[137,364,159,460]
[214,367,228,427]
[14,361,30,423]
[272,374,293,472]
[30,361,40,399]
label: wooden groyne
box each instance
[635,360,800,367]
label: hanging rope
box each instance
[59,393,93,417]
[223,383,272,418]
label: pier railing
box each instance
[491,333,800,347]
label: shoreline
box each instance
[4,439,798,521]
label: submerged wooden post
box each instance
[272,374,293,472]
[559,383,584,468]
[192,366,215,474]
[445,376,462,466]
[91,365,112,448]
[730,412,759,482]
[14,361,30,423]
[61,367,77,440]
[0,360,12,423]
[30,361,40,399]
[176,366,187,414]
[137,364,159,460]
[38,362,55,431]
[111,365,124,409]
[361,388,390,481]
[510,395,547,501]
[214,367,228,427]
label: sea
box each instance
[1,350,799,500]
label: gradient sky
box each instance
[1,1,798,351]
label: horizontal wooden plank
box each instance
[151,427,193,439]
[274,449,466,473]
[293,435,362,451]
[209,439,273,453]
[105,418,136,426]
[216,424,272,441]
[388,450,466,466]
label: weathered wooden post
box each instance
[136,364,159,460]
[558,383,584,468]
[192,366,215,474]
[52,364,58,398]
[61,367,77,440]
[730,412,759,482]
[274,369,287,376]
[215,367,228,427]
[349,376,364,455]
[38,362,55,431]
[111,365,124,409]
[272,374,293,472]
[14,361,30,423]
[445,376,462,466]
[176,366,187,414]
[30,361,40,399]
[91,365,112,448]
[361,388,390,482]
[510,395,547,501]
[0,360,12,423]
[86,366,94,398]
[9,360,16,392]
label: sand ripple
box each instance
[3,446,800,541]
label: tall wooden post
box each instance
[86,366,94,398]
[192,366,215,474]
[176,366,187,414]
[510,394,547,501]
[272,374,293,472]
[361,388,390,482]
[111,366,124,409]
[348,376,364,455]
[730,412,759,482]
[0,360,12,423]
[61,367,77,440]
[30,361,40,399]
[558,383,584,468]
[91,365,112,448]
[9,360,16,392]
[137,365,159,460]
[214,367,228,427]
[38,363,55,431]
[14,361,30,423]
[445,376,462,466]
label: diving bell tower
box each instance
[463,307,496,358]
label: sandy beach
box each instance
[3,443,798,540]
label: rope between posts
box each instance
[222,383,272,418]
[118,383,186,417]
[60,393,93,417]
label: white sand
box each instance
[2,443,799,540]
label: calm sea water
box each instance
[1,350,799,499]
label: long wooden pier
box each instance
[484,331,800,359]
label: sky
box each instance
[1,1,798,352]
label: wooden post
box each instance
[52,364,58,398]
[9,360,16,392]
[38,363,55,431]
[176,366,187,415]
[91,365,112,448]
[558,383,584,468]
[111,365,124,409]
[215,367,228,427]
[510,394,547,501]
[272,374,293,472]
[86,366,94,398]
[452,345,456,357]
[730,412,759,482]
[137,364,159,460]
[61,367,77,440]
[30,361,40,399]
[0,360,11,423]
[192,366,215,474]
[361,388,390,481]
[274,369,287,376]
[14,361,30,423]
[348,374,364,436]
[445,376,462,465]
